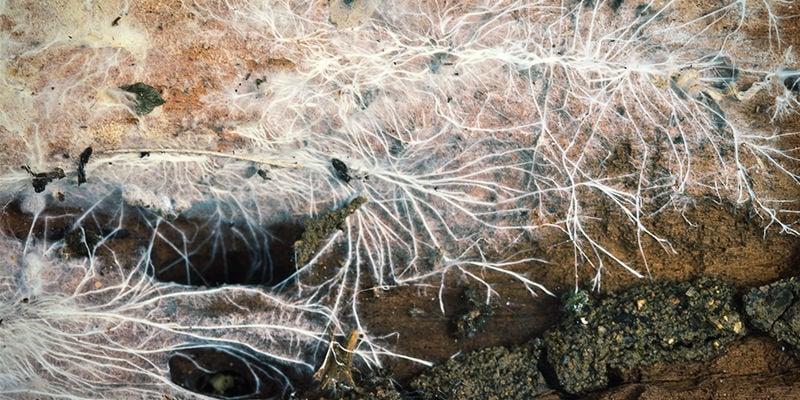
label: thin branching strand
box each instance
[1,0,798,397]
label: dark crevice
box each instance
[784,72,800,93]
[148,213,301,287]
[168,346,310,399]
[0,199,75,241]
[4,194,303,288]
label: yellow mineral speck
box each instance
[636,299,646,310]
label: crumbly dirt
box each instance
[294,196,367,267]
[410,340,552,399]
[744,277,800,359]
[322,277,800,400]
[307,276,800,400]
[542,278,745,395]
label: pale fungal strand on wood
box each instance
[101,148,304,169]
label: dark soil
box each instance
[328,276,800,400]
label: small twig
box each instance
[313,330,360,394]
[102,148,304,169]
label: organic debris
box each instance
[313,330,360,396]
[21,165,66,193]
[293,197,366,267]
[256,169,271,180]
[331,158,352,183]
[119,82,165,115]
[77,146,92,185]
[452,287,494,338]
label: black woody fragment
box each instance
[119,82,165,115]
[21,165,66,193]
[331,158,352,183]
[257,169,271,180]
[77,146,92,185]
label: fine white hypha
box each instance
[1,250,325,399]
[0,0,798,398]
